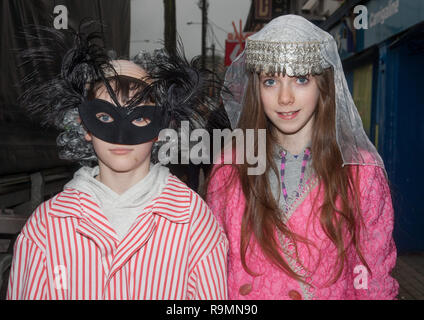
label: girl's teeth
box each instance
[281,111,297,115]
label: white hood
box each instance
[65,163,170,240]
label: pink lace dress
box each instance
[206,164,399,300]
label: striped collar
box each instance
[48,175,192,225]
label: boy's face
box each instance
[84,85,156,173]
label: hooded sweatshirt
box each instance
[64,163,170,240]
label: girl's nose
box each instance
[278,82,295,106]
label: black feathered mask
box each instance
[19,22,162,146]
[78,60,163,145]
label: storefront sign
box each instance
[330,0,423,59]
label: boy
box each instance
[7,26,228,300]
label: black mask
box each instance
[78,99,162,145]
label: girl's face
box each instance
[259,73,320,144]
[85,85,155,174]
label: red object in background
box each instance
[225,39,246,66]
[225,20,254,66]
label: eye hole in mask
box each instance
[95,111,151,127]
[96,112,114,123]
[132,116,151,127]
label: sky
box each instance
[130,0,252,59]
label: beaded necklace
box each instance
[278,147,315,299]
[280,147,311,212]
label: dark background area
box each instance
[0,0,130,175]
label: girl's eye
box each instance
[96,113,114,123]
[263,79,276,87]
[132,117,151,127]
[296,77,309,85]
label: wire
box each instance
[209,27,225,53]
[208,19,230,34]
[208,25,225,52]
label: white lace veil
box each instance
[222,15,384,168]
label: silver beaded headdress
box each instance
[222,14,384,168]
[245,40,330,76]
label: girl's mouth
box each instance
[277,110,300,120]
[109,148,133,155]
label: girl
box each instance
[206,15,398,300]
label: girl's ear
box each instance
[80,119,92,142]
[84,132,92,142]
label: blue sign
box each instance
[329,0,424,59]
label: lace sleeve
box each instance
[354,166,399,300]
[205,164,241,235]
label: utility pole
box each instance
[211,43,215,96]
[163,0,176,55]
[200,0,208,69]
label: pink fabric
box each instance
[206,164,399,300]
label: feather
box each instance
[135,38,228,131]
[18,20,115,127]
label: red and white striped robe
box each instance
[7,175,228,300]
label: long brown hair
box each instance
[206,68,370,285]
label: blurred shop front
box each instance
[321,0,424,253]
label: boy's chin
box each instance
[99,157,151,174]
